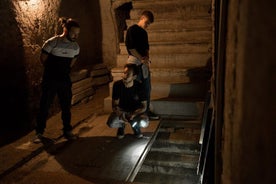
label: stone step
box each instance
[150,68,190,83]
[151,98,204,117]
[70,69,89,83]
[111,67,191,85]
[103,96,113,113]
[159,130,201,145]
[124,29,212,43]
[72,77,93,95]
[92,75,112,87]
[107,81,194,99]
[134,171,200,184]
[72,77,92,91]
[104,83,206,114]
[156,127,201,144]
[107,90,203,116]
[130,1,211,20]
[119,42,211,54]
[116,53,211,68]
[151,140,200,155]
[71,87,95,105]
[126,17,212,31]
[90,67,110,77]
[111,67,209,95]
[106,81,206,107]
[71,72,94,105]
[161,119,202,129]
[138,164,199,178]
[143,151,199,169]
[152,81,209,99]
[132,0,211,5]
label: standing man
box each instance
[107,64,148,139]
[125,10,159,120]
[33,18,80,143]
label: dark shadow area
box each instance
[187,57,212,83]
[0,1,31,147]
[168,82,210,99]
[44,134,153,183]
[59,0,103,69]
[114,2,132,43]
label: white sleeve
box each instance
[41,36,58,54]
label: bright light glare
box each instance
[123,143,147,163]
[140,119,148,128]
[18,0,44,18]
[131,122,137,128]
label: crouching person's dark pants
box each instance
[106,112,148,135]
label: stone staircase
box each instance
[134,118,202,184]
[132,96,211,183]
[105,0,212,183]
[105,0,212,111]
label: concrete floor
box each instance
[0,84,159,183]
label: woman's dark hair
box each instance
[59,17,80,31]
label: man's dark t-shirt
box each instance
[125,24,149,57]
[112,80,146,112]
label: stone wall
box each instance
[222,0,276,183]
[0,0,117,144]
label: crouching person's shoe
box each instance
[117,134,125,139]
[64,131,78,140]
[147,111,160,120]
[135,133,143,139]
[132,123,143,138]
[117,124,125,139]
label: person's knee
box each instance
[131,114,149,128]
[107,112,125,128]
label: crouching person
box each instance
[107,63,149,139]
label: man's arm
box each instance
[112,99,128,122]
[130,100,147,120]
[112,99,120,112]
[129,49,151,66]
[112,99,124,117]
[129,49,144,61]
[71,57,77,67]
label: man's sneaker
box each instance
[147,111,160,120]
[135,133,143,139]
[33,133,43,143]
[64,131,77,140]
[117,134,125,139]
